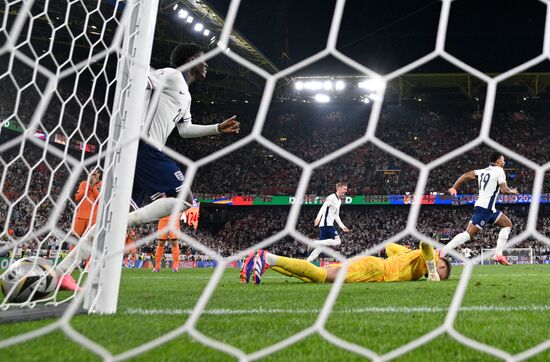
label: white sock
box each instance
[56,225,96,275]
[127,197,182,227]
[442,231,471,254]
[306,248,322,262]
[56,198,183,276]
[265,252,278,266]
[495,227,511,256]
[306,239,341,262]
[313,238,341,247]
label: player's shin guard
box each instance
[275,256,327,283]
[442,231,470,255]
[495,227,511,256]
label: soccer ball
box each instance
[0,257,58,303]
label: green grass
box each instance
[1,265,550,361]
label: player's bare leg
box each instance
[493,213,513,266]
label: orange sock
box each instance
[172,242,180,270]
[155,243,165,269]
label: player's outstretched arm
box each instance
[419,241,439,282]
[448,170,476,195]
[499,182,518,195]
[176,115,239,139]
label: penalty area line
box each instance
[124,305,550,316]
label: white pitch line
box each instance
[124,305,550,316]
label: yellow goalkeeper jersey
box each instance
[342,242,438,283]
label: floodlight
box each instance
[295,81,304,90]
[186,16,194,23]
[314,94,330,103]
[323,80,332,90]
[335,80,345,91]
[358,78,384,91]
[173,4,178,11]
[203,29,210,36]
[194,23,204,32]
[178,9,188,18]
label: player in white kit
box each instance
[55,43,240,289]
[306,182,350,262]
[442,152,518,265]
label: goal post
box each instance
[480,248,534,265]
[84,0,159,314]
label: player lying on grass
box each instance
[241,241,451,284]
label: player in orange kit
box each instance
[72,169,102,237]
[241,241,451,284]
[124,228,138,268]
[59,169,102,290]
[153,214,181,272]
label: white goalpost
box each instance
[0,0,550,361]
[480,248,534,265]
[84,0,159,315]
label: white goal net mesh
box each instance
[1,0,550,360]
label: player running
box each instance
[307,182,350,262]
[55,42,239,289]
[442,152,518,265]
[241,241,450,284]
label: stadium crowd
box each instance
[2,61,550,262]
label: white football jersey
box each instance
[316,194,343,227]
[474,165,506,212]
[144,68,192,148]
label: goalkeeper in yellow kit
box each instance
[241,241,451,284]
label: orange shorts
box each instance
[331,256,385,283]
[72,218,94,237]
[158,216,180,241]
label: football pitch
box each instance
[1,265,550,361]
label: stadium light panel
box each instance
[194,23,204,32]
[314,94,330,103]
[178,9,188,18]
[368,93,381,101]
[323,80,333,90]
[295,81,304,90]
[173,4,178,11]
[186,16,194,23]
[358,78,384,91]
[203,29,210,36]
[335,80,345,91]
[304,81,323,91]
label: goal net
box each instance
[480,248,534,265]
[1,0,549,360]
